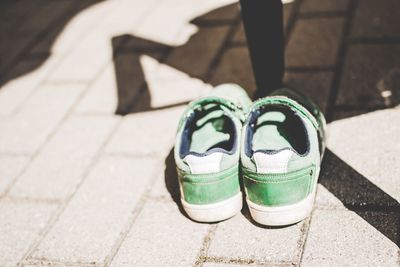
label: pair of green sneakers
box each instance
[174,84,326,226]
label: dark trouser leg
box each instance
[239,0,284,98]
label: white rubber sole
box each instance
[181,192,242,223]
[247,167,320,226]
[247,188,316,226]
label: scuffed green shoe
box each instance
[174,84,252,222]
[241,88,326,226]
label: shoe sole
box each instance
[247,168,320,226]
[247,188,316,226]
[181,192,242,222]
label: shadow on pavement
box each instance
[0,0,103,87]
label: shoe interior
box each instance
[248,106,308,155]
[180,104,236,157]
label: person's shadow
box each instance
[0,0,103,88]
[109,3,400,247]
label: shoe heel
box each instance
[246,189,316,226]
[181,192,242,222]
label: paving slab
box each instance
[314,184,346,209]
[337,44,400,108]
[30,156,160,264]
[147,150,178,202]
[191,3,239,23]
[105,106,184,157]
[203,263,264,267]
[27,0,102,56]
[0,57,59,116]
[326,107,400,203]
[210,47,256,95]
[351,0,400,38]
[300,0,349,13]
[34,1,113,57]
[207,213,306,265]
[0,155,29,196]
[286,17,345,67]
[44,0,155,82]
[1,0,45,21]
[74,63,119,114]
[165,25,231,79]
[0,199,57,267]
[133,0,236,46]
[110,200,209,267]
[0,84,84,155]
[0,33,38,72]
[17,0,77,33]
[0,0,45,33]
[132,57,212,112]
[302,208,399,266]
[9,115,118,200]
[318,149,399,207]
[283,71,333,113]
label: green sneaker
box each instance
[241,88,326,226]
[174,84,252,222]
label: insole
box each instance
[252,110,307,154]
[252,111,291,151]
[189,108,233,154]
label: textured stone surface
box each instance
[9,115,118,200]
[147,150,178,202]
[302,208,399,266]
[326,107,400,203]
[18,0,76,32]
[351,0,400,38]
[110,200,208,267]
[314,184,345,208]
[74,63,120,114]
[300,0,349,13]
[0,57,59,116]
[0,199,57,267]
[1,0,400,265]
[319,149,399,207]
[31,156,159,264]
[286,18,345,67]
[208,213,305,264]
[210,47,256,95]
[130,55,212,113]
[283,71,333,113]
[0,34,37,72]
[165,25,231,79]
[105,106,184,157]
[0,155,29,196]
[0,84,83,155]
[203,263,263,267]
[337,44,400,108]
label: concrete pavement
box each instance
[0,0,399,266]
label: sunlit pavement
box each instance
[0,0,399,266]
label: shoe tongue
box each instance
[252,149,294,173]
[184,152,223,174]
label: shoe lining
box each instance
[250,106,308,155]
[180,104,236,157]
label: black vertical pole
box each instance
[239,0,284,98]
